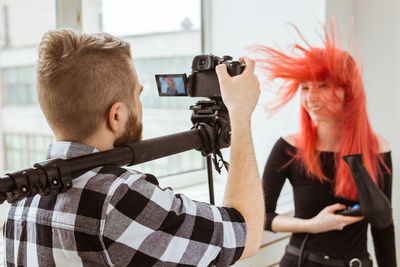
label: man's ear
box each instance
[108,102,125,133]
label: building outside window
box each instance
[3,133,53,170]
[2,66,37,106]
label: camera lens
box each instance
[200,58,206,66]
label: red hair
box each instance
[252,22,388,200]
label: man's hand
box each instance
[215,57,260,120]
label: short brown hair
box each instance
[37,29,135,141]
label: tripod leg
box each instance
[206,156,215,205]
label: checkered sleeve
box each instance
[102,173,247,266]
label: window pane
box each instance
[4,134,53,170]
[2,66,37,105]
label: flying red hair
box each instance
[251,22,388,200]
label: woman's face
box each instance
[300,81,345,123]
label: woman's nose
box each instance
[307,86,318,101]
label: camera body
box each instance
[155,55,244,99]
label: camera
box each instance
[155,55,245,99]
[153,55,244,173]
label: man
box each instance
[5,29,264,266]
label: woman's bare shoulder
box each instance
[376,134,391,153]
[282,133,299,148]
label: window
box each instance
[2,66,37,106]
[0,0,56,174]
[3,133,54,171]
[0,0,204,179]
[82,0,205,178]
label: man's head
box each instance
[37,29,143,149]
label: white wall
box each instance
[351,0,400,262]
[209,0,400,264]
[207,0,327,174]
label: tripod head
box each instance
[190,99,230,173]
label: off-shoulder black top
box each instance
[262,137,396,266]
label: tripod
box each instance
[0,99,230,206]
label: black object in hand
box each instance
[335,204,362,216]
[343,154,392,229]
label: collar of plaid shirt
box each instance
[46,141,99,159]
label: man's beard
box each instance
[113,110,143,147]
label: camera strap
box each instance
[193,122,229,174]
[212,150,229,174]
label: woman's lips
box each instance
[308,105,322,111]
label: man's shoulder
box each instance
[84,165,145,188]
[7,166,148,229]
[94,165,144,183]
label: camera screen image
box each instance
[155,74,188,96]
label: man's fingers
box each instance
[254,74,260,88]
[215,64,229,82]
[239,57,255,74]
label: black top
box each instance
[263,137,396,267]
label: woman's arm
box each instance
[262,138,292,231]
[271,204,363,233]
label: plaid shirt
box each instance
[4,142,246,266]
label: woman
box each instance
[253,25,396,267]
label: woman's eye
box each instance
[302,86,309,90]
[319,83,328,88]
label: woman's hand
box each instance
[307,203,364,234]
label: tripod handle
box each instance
[0,129,204,204]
